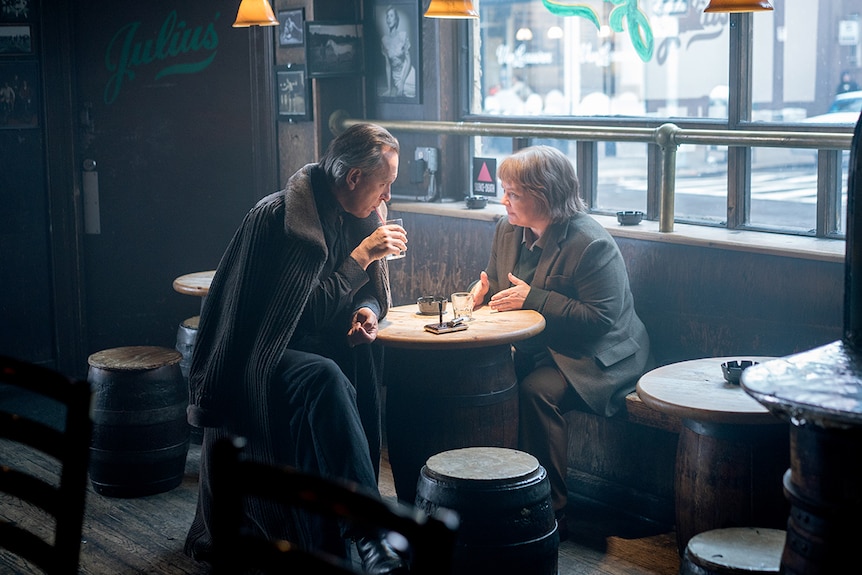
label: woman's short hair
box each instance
[320,123,400,188]
[498,145,585,222]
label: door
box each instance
[69,0,275,360]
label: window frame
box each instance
[462,11,855,240]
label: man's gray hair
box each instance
[320,123,400,188]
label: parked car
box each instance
[804,90,862,124]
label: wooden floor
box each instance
[0,439,680,574]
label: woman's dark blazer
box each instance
[483,212,651,416]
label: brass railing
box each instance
[329,111,854,232]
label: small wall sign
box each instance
[472,157,497,197]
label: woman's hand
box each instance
[489,273,531,312]
[470,271,490,308]
[347,307,379,347]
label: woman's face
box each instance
[500,180,547,229]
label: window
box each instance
[468,0,858,239]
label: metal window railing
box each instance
[329,111,854,234]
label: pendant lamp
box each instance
[424,0,479,19]
[704,0,773,12]
[233,0,279,27]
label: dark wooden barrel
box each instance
[415,447,558,575]
[385,345,518,503]
[87,346,190,497]
[674,420,789,552]
[680,527,784,575]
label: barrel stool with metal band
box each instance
[414,447,559,575]
[679,527,784,575]
[175,316,202,444]
[87,346,190,498]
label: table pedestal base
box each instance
[674,419,789,554]
[780,424,862,575]
[385,345,518,503]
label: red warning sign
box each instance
[472,157,497,197]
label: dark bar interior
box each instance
[1,1,859,573]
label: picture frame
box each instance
[0,61,39,129]
[305,21,363,78]
[0,0,34,22]
[275,64,311,121]
[372,0,421,104]
[277,8,305,47]
[0,24,33,56]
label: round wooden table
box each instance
[378,304,545,503]
[636,356,789,554]
[172,270,214,302]
[742,340,862,575]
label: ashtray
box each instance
[417,296,447,315]
[617,210,644,225]
[721,360,758,385]
[465,196,488,209]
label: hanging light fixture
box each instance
[703,0,773,12]
[232,0,279,27]
[424,0,479,19]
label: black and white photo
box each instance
[374,0,420,103]
[0,61,38,128]
[0,24,32,55]
[275,64,311,121]
[305,21,363,78]
[277,8,304,47]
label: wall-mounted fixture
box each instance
[233,0,279,27]
[704,0,773,12]
[424,0,479,19]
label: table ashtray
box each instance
[721,360,758,385]
[465,196,488,209]
[417,296,447,315]
[617,210,644,225]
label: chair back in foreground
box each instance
[0,355,93,574]
[210,436,460,575]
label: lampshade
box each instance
[232,0,279,27]
[704,0,773,12]
[424,0,479,19]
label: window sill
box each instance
[389,199,845,265]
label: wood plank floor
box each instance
[0,441,680,574]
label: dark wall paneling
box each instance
[386,211,495,306]
[0,130,52,362]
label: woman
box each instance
[470,146,652,539]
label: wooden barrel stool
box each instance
[175,316,202,444]
[414,447,558,575]
[680,527,784,575]
[87,346,190,497]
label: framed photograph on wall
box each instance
[0,24,33,55]
[305,21,363,78]
[0,61,39,128]
[275,64,311,121]
[277,8,305,47]
[1,0,34,22]
[373,0,421,103]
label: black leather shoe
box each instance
[355,534,408,575]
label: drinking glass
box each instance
[450,292,474,320]
[385,218,406,260]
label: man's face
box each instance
[340,147,399,218]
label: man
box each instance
[184,124,408,574]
